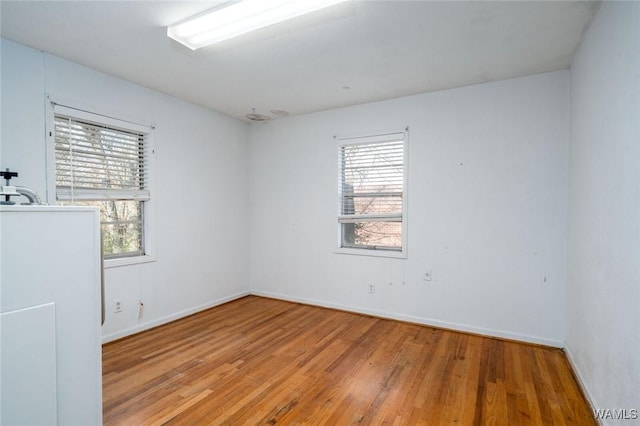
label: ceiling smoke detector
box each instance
[245,108,271,122]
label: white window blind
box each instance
[51,104,152,260]
[338,131,406,252]
[54,114,150,201]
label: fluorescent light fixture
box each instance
[167,0,349,50]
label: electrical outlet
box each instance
[113,299,122,313]
[368,284,375,294]
[423,270,432,281]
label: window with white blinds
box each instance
[52,106,152,260]
[337,131,407,254]
[54,115,149,201]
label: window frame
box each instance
[335,129,409,259]
[46,98,156,268]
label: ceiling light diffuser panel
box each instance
[168,0,349,50]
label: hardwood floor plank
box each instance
[103,296,596,425]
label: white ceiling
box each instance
[0,0,599,122]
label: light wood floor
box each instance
[103,296,595,425]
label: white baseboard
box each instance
[250,290,564,348]
[102,289,565,348]
[564,345,604,425]
[101,291,250,344]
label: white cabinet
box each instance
[1,206,103,426]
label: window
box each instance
[51,104,152,261]
[337,130,407,256]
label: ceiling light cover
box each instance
[168,0,349,50]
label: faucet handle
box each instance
[0,168,18,186]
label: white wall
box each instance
[567,1,640,421]
[0,39,251,341]
[248,71,569,346]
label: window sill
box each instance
[104,255,156,269]
[335,247,407,259]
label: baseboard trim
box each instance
[250,290,564,348]
[564,345,604,425]
[101,291,250,344]
[102,289,565,348]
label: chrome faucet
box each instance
[0,168,43,205]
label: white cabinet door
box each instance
[0,206,102,426]
[1,303,58,426]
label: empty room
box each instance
[0,0,638,424]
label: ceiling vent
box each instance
[270,109,290,117]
